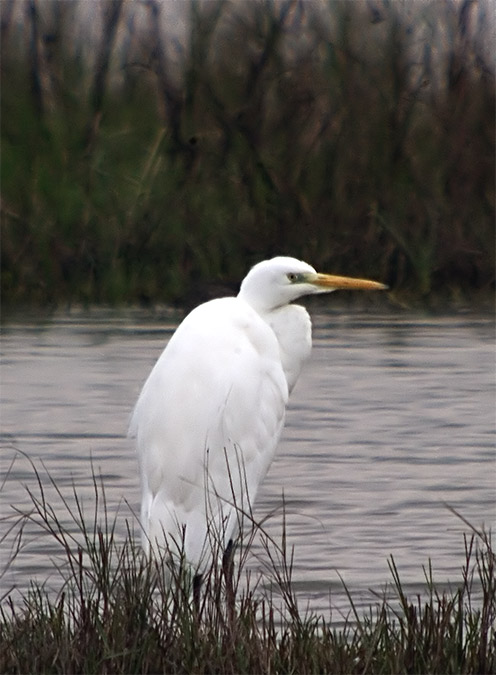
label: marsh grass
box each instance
[1,0,494,307]
[0,459,494,674]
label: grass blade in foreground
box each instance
[0,459,494,674]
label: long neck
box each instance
[260,304,312,393]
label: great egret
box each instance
[130,256,386,573]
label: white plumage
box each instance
[129,256,386,572]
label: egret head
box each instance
[238,256,387,313]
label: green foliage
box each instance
[1,458,494,674]
[1,0,494,306]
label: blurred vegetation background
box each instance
[1,0,494,307]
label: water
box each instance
[1,307,495,618]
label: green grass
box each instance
[1,0,494,308]
[1,458,494,674]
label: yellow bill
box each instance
[311,273,388,291]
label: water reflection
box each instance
[1,309,494,616]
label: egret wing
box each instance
[130,297,288,567]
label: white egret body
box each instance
[130,257,386,571]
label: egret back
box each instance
[129,297,289,569]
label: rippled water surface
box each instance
[1,308,494,616]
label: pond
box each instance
[1,307,494,618]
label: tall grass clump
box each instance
[1,458,494,674]
[1,0,494,307]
